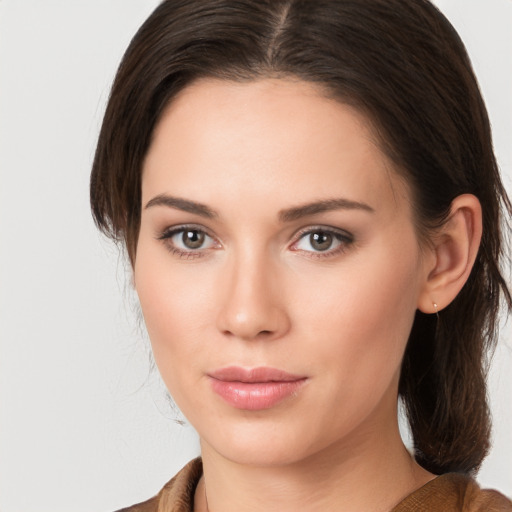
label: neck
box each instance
[196,413,434,512]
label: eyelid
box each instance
[157,223,215,240]
[289,225,354,256]
[157,223,221,258]
[291,225,354,243]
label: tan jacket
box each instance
[116,458,512,512]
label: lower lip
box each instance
[209,378,307,410]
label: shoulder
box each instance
[114,458,203,512]
[393,473,512,512]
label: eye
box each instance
[291,227,353,256]
[174,229,209,250]
[300,231,335,252]
[158,225,219,257]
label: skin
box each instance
[134,78,481,511]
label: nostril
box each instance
[216,302,291,341]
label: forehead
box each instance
[142,78,411,217]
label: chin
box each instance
[221,442,307,468]
[199,416,331,468]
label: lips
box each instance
[208,366,307,410]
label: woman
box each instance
[90,0,512,510]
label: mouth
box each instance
[207,366,308,411]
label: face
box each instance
[135,78,432,467]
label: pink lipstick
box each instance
[208,367,307,410]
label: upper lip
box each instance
[208,366,305,383]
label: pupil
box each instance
[183,230,205,249]
[310,232,333,251]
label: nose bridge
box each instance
[216,243,289,340]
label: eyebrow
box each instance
[278,198,374,222]
[144,194,374,222]
[145,194,217,218]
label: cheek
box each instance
[133,241,220,388]
[294,242,421,386]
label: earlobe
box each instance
[417,194,482,314]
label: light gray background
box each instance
[0,1,510,511]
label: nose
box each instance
[216,250,291,341]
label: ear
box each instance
[417,194,482,314]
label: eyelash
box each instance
[290,226,354,259]
[156,225,354,260]
[157,224,219,259]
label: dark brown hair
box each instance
[90,0,511,474]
